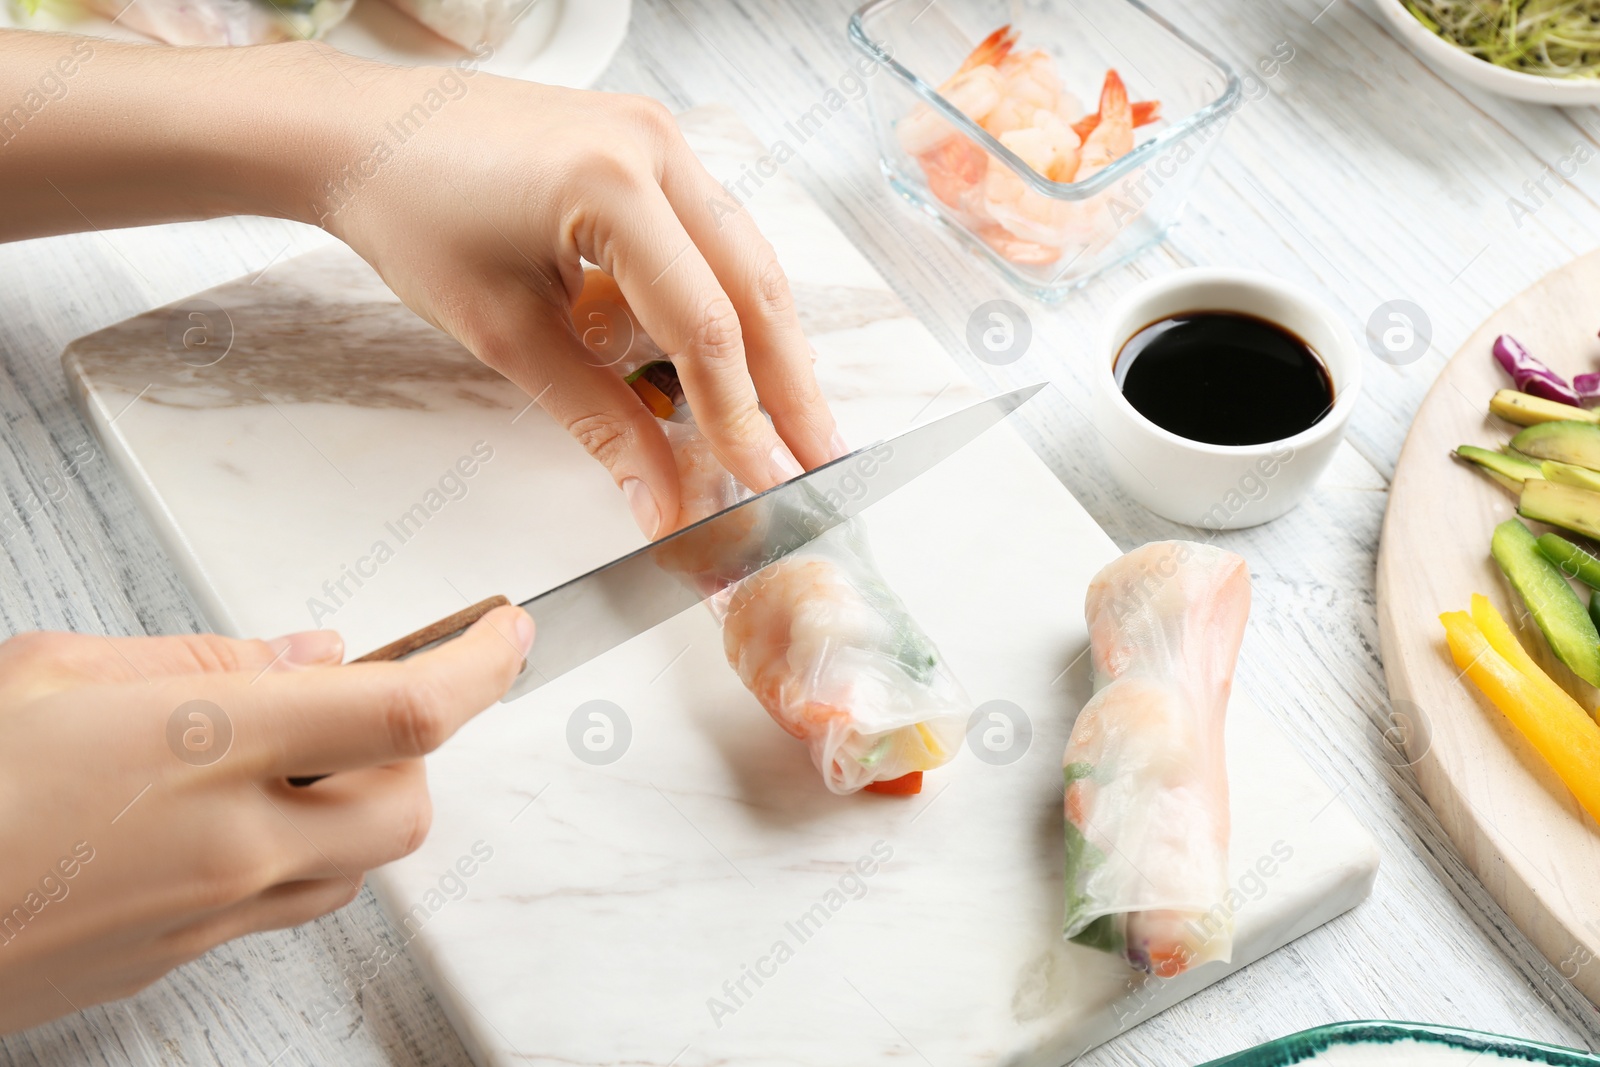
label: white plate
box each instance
[1372,0,1600,106]
[327,0,631,87]
[0,0,629,88]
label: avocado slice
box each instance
[1510,420,1600,470]
[1490,518,1600,687]
[1491,389,1600,427]
[1455,445,1543,490]
[1540,459,1600,494]
[1520,478,1600,541]
[1536,533,1600,590]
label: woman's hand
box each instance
[0,605,532,1034]
[315,63,844,536]
[0,34,845,537]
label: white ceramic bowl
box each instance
[1372,0,1600,106]
[1092,268,1362,530]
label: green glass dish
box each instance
[1198,1021,1600,1066]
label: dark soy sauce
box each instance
[1117,312,1334,446]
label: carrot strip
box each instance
[629,377,676,419]
[1440,609,1600,822]
[864,771,923,796]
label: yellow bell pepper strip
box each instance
[1440,607,1600,823]
[1468,593,1596,719]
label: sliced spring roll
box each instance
[567,270,968,794]
[659,392,966,795]
[720,519,967,795]
[1062,540,1248,977]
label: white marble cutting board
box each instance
[60,107,1378,1066]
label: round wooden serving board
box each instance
[1378,249,1600,1004]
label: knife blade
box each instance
[353,383,1043,703]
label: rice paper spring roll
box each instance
[26,0,354,45]
[718,520,967,795]
[644,418,775,597]
[658,389,967,795]
[377,0,533,50]
[1061,540,1248,977]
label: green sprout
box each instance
[1405,0,1600,79]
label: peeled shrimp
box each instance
[989,70,1136,256]
[723,557,877,741]
[986,48,1077,136]
[918,136,991,214]
[982,110,1081,243]
[1061,541,1248,978]
[896,65,1005,156]
[903,24,1160,267]
[1076,70,1134,180]
[975,221,1062,266]
[1073,99,1160,143]
[956,23,1018,74]
[896,26,1015,160]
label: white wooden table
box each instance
[3,1,1600,1063]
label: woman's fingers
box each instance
[583,180,801,493]
[160,876,365,973]
[0,629,343,701]
[657,143,844,470]
[244,605,533,779]
[124,630,345,678]
[232,875,365,935]
[258,762,432,880]
[474,294,681,537]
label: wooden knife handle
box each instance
[352,595,512,663]
[287,595,512,788]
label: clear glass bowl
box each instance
[848,0,1239,300]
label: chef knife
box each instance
[354,382,1043,703]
